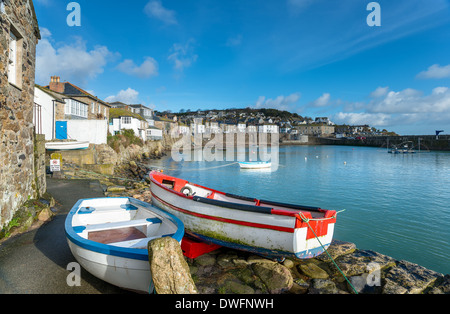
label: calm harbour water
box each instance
[147,145,450,275]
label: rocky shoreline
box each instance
[55,154,449,294]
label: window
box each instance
[7,25,23,88]
[64,99,88,118]
[8,31,17,85]
[122,117,131,124]
[91,102,95,113]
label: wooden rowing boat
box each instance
[45,141,90,151]
[238,161,272,169]
[65,197,184,293]
[149,171,337,260]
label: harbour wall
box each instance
[284,135,450,151]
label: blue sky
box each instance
[33,0,450,135]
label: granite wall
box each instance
[0,0,41,229]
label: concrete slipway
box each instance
[0,178,130,294]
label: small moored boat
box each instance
[65,197,184,293]
[239,161,272,169]
[149,171,338,260]
[45,141,90,151]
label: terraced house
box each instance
[47,76,110,121]
[0,0,42,229]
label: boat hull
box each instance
[149,172,336,260]
[67,238,154,292]
[239,161,272,169]
[65,197,184,293]
[45,141,90,151]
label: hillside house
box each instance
[258,123,279,133]
[33,84,65,140]
[129,104,154,123]
[47,76,111,120]
[146,126,163,141]
[109,108,148,140]
[35,79,109,143]
[154,116,177,135]
[297,124,335,137]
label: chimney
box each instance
[49,76,64,93]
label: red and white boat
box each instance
[149,171,338,260]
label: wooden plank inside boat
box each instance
[88,227,146,244]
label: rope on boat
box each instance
[299,211,359,295]
[305,209,346,221]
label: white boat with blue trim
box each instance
[149,171,338,260]
[238,161,272,169]
[45,140,90,151]
[65,197,184,293]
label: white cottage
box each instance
[33,85,65,140]
[109,108,148,140]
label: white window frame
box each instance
[8,31,17,85]
[122,116,131,124]
[64,98,88,118]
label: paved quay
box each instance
[0,178,130,294]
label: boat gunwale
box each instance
[65,197,185,261]
[149,171,335,219]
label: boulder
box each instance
[382,260,442,294]
[222,280,255,294]
[334,249,396,277]
[195,253,216,266]
[315,240,357,262]
[308,279,339,294]
[298,262,329,279]
[252,262,293,294]
[148,237,198,294]
[37,206,53,222]
[426,275,450,294]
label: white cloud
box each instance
[333,112,392,127]
[417,64,450,79]
[39,27,52,38]
[333,86,450,132]
[312,93,331,107]
[144,0,177,25]
[105,88,140,104]
[254,93,301,110]
[168,39,198,72]
[117,57,158,78]
[370,86,389,98]
[36,28,117,86]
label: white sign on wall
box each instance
[50,159,61,172]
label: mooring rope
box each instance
[144,161,241,172]
[299,212,359,294]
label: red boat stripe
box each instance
[153,194,296,233]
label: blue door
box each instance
[55,121,67,140]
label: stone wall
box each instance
[318,135,450,151]
[0,0,40,229]
[34,134,46,196]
